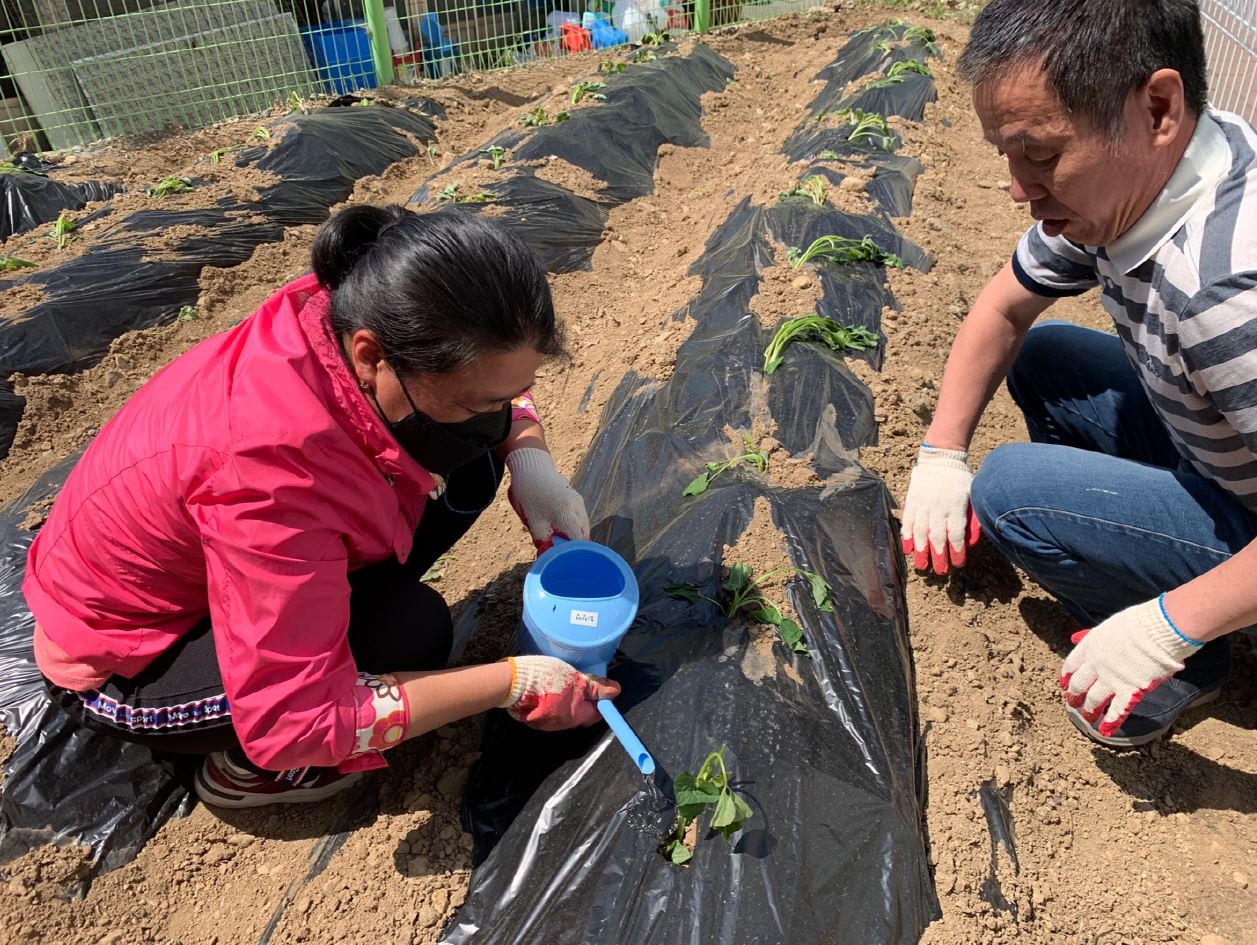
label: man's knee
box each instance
[970,443,1036,541]
[1007,320,1077,406]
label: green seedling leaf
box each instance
[800,569,834,612]
[817,149,841,160]
[480,145,508,169]
[49,210,76,249]
[747,602,782,625]
[763,315,880,375]
[177,305,197,322]
[787,235,904,270]
[147,176,193,199]
[633,48,657,63]
[421,553,448,583]
[251,126,271,141]
[665,582,702,603]
[723,562,753,596]
[640,29,670,46]
[776,617,809,655]
[570,80,607,104]
[0,256,37,271]
[683,471,712,497]
[599,59,627,75]
[203,144,244,165]
[435,183,461,202]
[662,836,693,864]
[710,790,738,830]
[778,175,827,206]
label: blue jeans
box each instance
[971,322,1257,633]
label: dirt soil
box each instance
[2,4,1255,945]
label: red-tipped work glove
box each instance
[1060,596,1204,737]
[505,447,591,553]
[498,655,621,731]
[901,444,982,574]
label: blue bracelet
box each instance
[1157,593,1204,647]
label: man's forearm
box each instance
[925,263,1051,452]
[1163,537,1257,641]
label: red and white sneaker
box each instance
[194,750,362,809]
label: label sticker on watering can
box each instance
[569,610,599,628]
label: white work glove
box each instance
[901,444,982,575]
[505,447,590,553]
[497,655,620,730]
[1060,596,1203,737]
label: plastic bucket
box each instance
[520,538,639,676]
[302,20,378,95]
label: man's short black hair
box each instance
[958,0,1209,135]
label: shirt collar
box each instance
[1105,110,1231,275]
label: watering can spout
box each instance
[598,700,656,776]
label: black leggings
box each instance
[49,451,504,758]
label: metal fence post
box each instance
[364,0,396,86]
[695,0,711,32]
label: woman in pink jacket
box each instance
[25,203,619,809]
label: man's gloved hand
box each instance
[498,655,620,730]
[1060,596,1203,737]
[901,444,982,575]
[505,447,591,553]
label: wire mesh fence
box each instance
[1202,0,1257,123]
[0,0,832,154]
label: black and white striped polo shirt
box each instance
[1013,109,1257,511]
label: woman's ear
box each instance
[347,329,385,391]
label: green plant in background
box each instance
[683,438,769,497]
[251,127,272,141]
[762,315,880,375]
[203,144,244,165]
[666,561,833,656]
[659,747,752,865]
[832,107,896,149]
[520,107,571,127]
[854,21,897,39]
[570,80,607,104]
[421,553,449,583]
[0,255,37,271]
[873,39,894,54]
[640,29,670,46]
[599,59,628,75]
[287,91,310,114]
[816,149,841,160]
[869,58,932,88]
[480,146,508,169]
[786,235,904,269]
[633,48,658,63]
[147,176,193,198]
[0,160,36,175]
[177,305,197,321]
[903,24,941,55]
[434,184,497,204]
[49,210,76,250]
[778,175,828,206]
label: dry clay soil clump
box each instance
[1,5,1255,945]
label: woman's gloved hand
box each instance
[505,447,590,552]
[498,655,620,730]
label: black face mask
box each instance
[383,377,512,477]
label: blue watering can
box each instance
[520,536,655,775]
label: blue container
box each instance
[520,538,639,676]
[302,20,378,96]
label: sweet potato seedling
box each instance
[854,21,897,39]
[683,437,769,497]
[660,746,752,865]
[598,59,627,75]
[251,127,271,141]
[816,149,841,160]
[779,175,827,206]
[640,29,670,46]
[904,25,940,55]
[633,49,657,63]
[869,59,932,88]
[763,315,880,375]
[435,184,497,204]
[873,40,894,54]
[177,305,197,322]
[786,235,904,269]
[0,255,36,271]
[49,210,76,250]
[570,80,607,104]
[203,144,244,165]
[667,562,833,656]
[520,107,571,127]
[287,91,310,115]
[480,146,508,169]
[147,176,193,199]
[830,108,896,150]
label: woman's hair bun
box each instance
[311,204,409,290]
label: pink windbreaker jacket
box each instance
[25,273,445,770]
